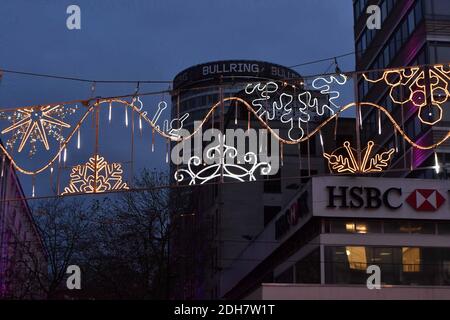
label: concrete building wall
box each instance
[0,152,47,299]
[245,283,450,300]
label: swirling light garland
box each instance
[1,97,450,177]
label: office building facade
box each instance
[218,1,450,300]
[355,0,450,178]
[169,60,340,299]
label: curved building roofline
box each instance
[173,59,302,90]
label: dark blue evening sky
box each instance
[0,0,355,197]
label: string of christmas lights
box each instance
[0,62,449,197]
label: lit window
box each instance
[356,223,367,234]
[346,246,367,270]
[345,223,367,233]
[345,223,355,232]
[402,247,421,272]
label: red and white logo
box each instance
[406,189,445,211]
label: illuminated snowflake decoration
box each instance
[0,105,77,157]
[244,74,347,141]
[323,141,395,174]
[62,154,129,195]
[174,134,271,185]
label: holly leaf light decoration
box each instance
[323,141,395,174]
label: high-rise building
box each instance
[214,1,450,300]
[169,60,336,299]
[355,0,450,178]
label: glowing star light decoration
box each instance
[174,134,271,185]
[0,105,76,156]
[323,141,395,174]
[62,154,129,195]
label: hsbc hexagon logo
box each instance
[406,189,446,211]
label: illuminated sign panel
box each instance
[312,177,450,220]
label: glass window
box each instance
[383,46,390,68]
[385,96,392,112]
[326,246,450,286]
[346,246,367,270]
[408,10,415,35]
[414,0,423,23]
[387,0,394,12]
[362,34,366,52]
[295,248,320,283]
[382,0,388,22]
[438,223,450,235]
[414,117,422,136]
[329,220,381,234]
[389,39,396,62]
[384,221,410,233]
[377,54,384,71]
[402,247,421,272]
[401,19,408,43]
[395,29,402,51]
[409,221,435,234]
[384,221,435,234]
[354,0,360,21]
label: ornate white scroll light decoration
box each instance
[244,74,347,141]
[174,134,271,185]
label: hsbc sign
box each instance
[326,186,403,210]
[406,189,445,211]
[327,186,446,212]
[312,177,450,220]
